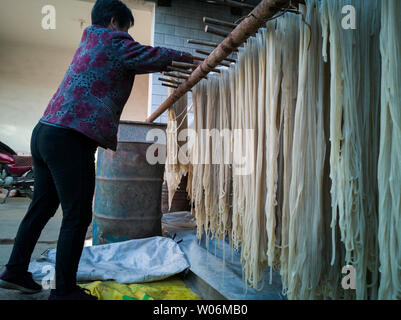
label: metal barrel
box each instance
[93,120,167,245]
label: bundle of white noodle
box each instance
[164,87,188,210]
[239,33,266,290]
[286,1,332,299]
[321,0,381,300]
[276,13,300,292]
[263,20,282,271]
[378,0,401,300]
[231,48,245,252]
[191,80,208,239]
[217,68,232,243]
[202,76,220,245]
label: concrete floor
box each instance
[0,195,62,300]
[0,195,211,300]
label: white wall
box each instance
[0,0,154,153]
[0,42,75,152]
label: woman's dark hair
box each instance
[91,0,134,28]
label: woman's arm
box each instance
[113,34,193,74]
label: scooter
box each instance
[0,141,34,203]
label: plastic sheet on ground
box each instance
[28,236,189,283]
[172,229,286,300]
[78,277,200,300]
[162,211,196,235]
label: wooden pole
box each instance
[195,49,236,63]
[167,66,193,75]
[187,39,239,52]
[162,83,179,89]
[171,61,197,69]
[205,25,230,38]
[203,17,238,29]
[163,72,189,80]
[146,0,290,123]
[181,53,230,67]
[158,77,183,86]
[172,61,221,73]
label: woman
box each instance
[0,0,194,300]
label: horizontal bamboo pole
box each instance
[162,83,179,89]
[158,77,183,86]
[203,16,238,29]
[146,0,290,123]
[205,25,230,38]
[195,49,236,63]
[171,61,196,69]
[187,39,239,52]
[163,72,189,80]
[172,61,221,73]
[167,66,193,75]
[182,53,230,67]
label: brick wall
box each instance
[148,0,239,123]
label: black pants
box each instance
[6,122,98,295]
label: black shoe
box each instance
[48,286,98,300]
[0,268,42,294]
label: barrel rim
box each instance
[119,120,167,128]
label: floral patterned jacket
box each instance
[40,25,192,151]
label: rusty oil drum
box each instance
[93,121,167,245]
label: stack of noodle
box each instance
[378,0,401,300]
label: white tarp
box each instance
[28,236,190,283]
[161,211,196,234]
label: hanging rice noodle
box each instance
[239,34,266,290]
[190,80,206,239]
[202,76,220,246]
[164,88,188,210]
[217,68,232,243]
[231,49,245,252]
[286,1,333,299]
[378,0,401,300]
[276,13,300,293]
[321,0,381,300]
[263,20,282,270]
[184,0,391,300]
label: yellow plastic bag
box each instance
[79,277,200,300]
